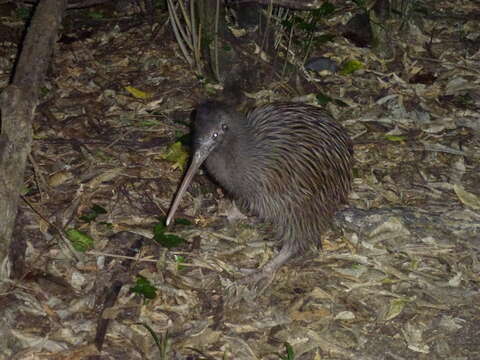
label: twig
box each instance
[21,196,82,261]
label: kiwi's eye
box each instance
[212,132,218,139]
[222,124,228,131]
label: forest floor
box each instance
[0,1,479,359]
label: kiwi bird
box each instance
[166,101,354,283]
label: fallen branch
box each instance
[0,0,67,283]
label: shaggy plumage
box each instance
[167,101,353,278]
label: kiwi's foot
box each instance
[225,268,277,304]
[226,244,296,302]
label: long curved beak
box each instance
[166,150,210,226]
